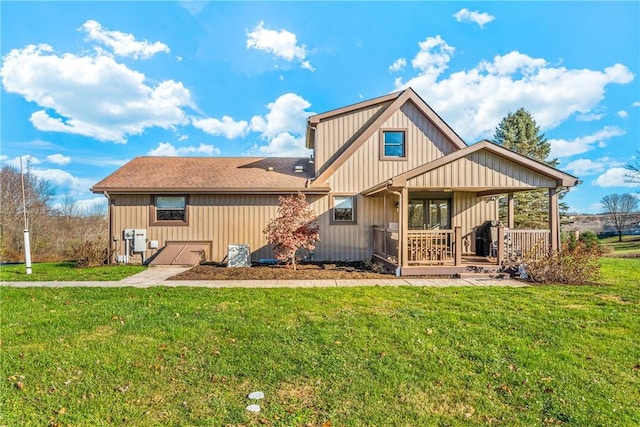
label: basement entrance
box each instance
[148,241,210,267]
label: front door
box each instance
[409,198,451,230]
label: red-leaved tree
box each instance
[264,193,319,270]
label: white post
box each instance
[23,229,32,274]
[20,156,32,275]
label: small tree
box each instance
[600,193,639,242]
[624,152,640,184]
[264,193,319,270]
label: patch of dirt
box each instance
[168,261,394,280]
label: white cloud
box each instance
[31,167,95,194]
[1,44,193,143]
[563,156,623,176]
[245,133,310,157]
[394,36,635,142]
[632,101,640,107]
[249,93,314,138]
[80,20,169,60]
[246,21,313,71]
[73,197,108,214]
[191,116,249,139]
[453,8,496,28]
[548,126,625,158]
[617,110,629,118]
[147,142,220,156]
[46,154,71,165]
[410,36,455,81]
[389,58,407,72]
[575,112,605,122]
[4,155,41,169]
[242,93,315,156]
[593,167,640,188]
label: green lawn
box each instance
[0,262,146,282]
[1,258,639,426]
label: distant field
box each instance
[600,235,640,257]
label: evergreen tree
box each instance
[493,108,565,229]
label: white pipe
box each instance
[20,157,32,275]
[23,229,32,274]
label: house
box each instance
[91,87,579,275]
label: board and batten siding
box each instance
[314,103,388,178]
[452,192,498,254]
[326,102,459,193]
[110,193,382,264]
[407,150,558,189]
[312,101,464,261]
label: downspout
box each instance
[387,184,403,276]
[103,191,115,264]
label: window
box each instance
[332,195,356,224]
[152,195,187,224]
[408,198,451,230]
[382,130,406,158]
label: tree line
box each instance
[0,164,107,263]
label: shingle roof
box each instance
[91,157,320,193]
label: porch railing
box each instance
[372,226,398,261]
[372,227,459,265]
[373,226,551,267]
[502,229,550,262]
[407,230,455,265]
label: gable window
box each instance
[332,195,356,224]
[152,195,188,225]
[381,130,406,159]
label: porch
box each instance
[372,225,551,276]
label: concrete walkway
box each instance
[2,266,527,288]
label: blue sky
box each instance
[1,1,638,214]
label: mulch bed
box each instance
[168,261,395,280]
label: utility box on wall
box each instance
[133,229,147,252]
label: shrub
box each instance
[69,237,110,268]
[525,240,601,285]
[264,193,319,271]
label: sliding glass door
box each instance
[408,198,451,230]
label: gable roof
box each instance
[364,140,580,195]
[307,87,468,187]
[91,157,328,194]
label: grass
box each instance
[600,235,640,257]
[0,262,146,282]
[1,258,639,426]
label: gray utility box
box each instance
[227,244,250,267]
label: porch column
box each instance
[454,226,462,266]
[383,193,387,256]
[507,193,515,229]
[496,226,505,265]
[400,187,409,270]
[549,187,559,252]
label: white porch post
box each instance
[507,193,515,229]
[549,187,559,252]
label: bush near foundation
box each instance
[69,237,110,268]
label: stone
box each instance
[246,404,261,412]
[248,391,264,400]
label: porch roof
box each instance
[363,140,580,196]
